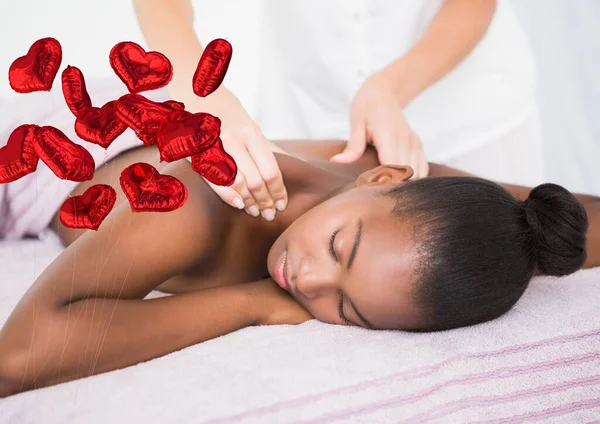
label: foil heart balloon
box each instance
[163,100,185,111]
[120,162,188,212]
[114,94,182,145]
[165,109,192,122]
[109,41,173,93]
[193,38,232,97]
[156,112,221,162]
[35,126,95,182]
[0,124,40,184]
[75,100,128,148]
[59,184,117,230]
[9,37,62,93]
[191,137,237,186]
[61,65,92,117]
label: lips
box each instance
[274,249,290,290]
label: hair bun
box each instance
[523,183,588,276]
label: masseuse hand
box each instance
[330,69,429,179]
[183,89,288,221]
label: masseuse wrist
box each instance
[169,71,234,112]
[168,61,198,101]
[382,57,423,109]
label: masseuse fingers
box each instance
[232,175,258,214]
[413,155,425,179]
[227,150,266,216]
[373,128,399,166]
[411,150,427,179]
[331,117,366,163]
[197,143,257,213]
[397,132,417,177]
[410,134,428,179]
[204,175,245,210]
[204,170,258,214]
[408,153,420,179]
[419,153,430,179]
[233,145,278,220]
[247,139,288,213]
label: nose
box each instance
[294,255,338,299]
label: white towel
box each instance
[1,238,599,423]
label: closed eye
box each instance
[329,229,340,262]
[338,291,352,325]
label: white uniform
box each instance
[196,0,544,186]
[0,0,543,240]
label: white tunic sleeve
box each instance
[191,0,538,162]
[254,0,537,162]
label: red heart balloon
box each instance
[75,101,128,148]
[62,65,92,117]
[193,38,232,97]
[191,137,237,186]
[163,100,185,111]
[59,184,117,230]
[109,41,173,94]
[9,37,62,93]
[35,126,95,182]
[114,94,181,145]
[0,124,40,184]
[120,162,188,212]
[156,112,221,162]
[165,109,193,122]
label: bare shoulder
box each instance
[427,163,474,178]
[25,159,236,311]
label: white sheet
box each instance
[1,238,599,423]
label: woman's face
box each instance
[267,166,424,330]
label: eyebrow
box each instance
[344,218,374,328]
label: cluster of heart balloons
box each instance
[1,37,236,231]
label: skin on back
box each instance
[47,139,379,292]
[49,144,283,292]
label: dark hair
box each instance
[383,177,588,331]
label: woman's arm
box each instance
[0,286,257,397]
[0,162,254,397]
[385,0,497,107]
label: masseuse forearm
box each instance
[133,0,204,93]
[386,0,497,107]
[0,285,254,396]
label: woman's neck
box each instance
[272,153,356,232]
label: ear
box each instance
[355,165,414,187]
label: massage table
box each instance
[1,236,599,423]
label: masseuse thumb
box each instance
[331,124,366,163]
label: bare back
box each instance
[46,141,361,294]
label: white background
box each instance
[0,0,598,195]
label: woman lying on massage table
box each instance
[0,139,597,397]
